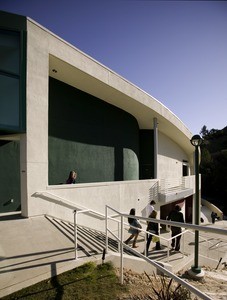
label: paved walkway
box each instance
[0,213,102,298]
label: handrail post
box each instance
[118,220,120,252]
[218,242,220,261]
[144,232,147,257]
[167,239,170,263]
[74,210,78,260]
[120,215,124,284]
[105,205,108,254]
[207,240,209,258]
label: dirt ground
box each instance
[116,265,227,300]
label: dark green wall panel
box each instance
[139,130,154,179]
[48,78,140,184]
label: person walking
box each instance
[167,205,184,251]
[145,210,161,255]
[146,200,156,218]
[211,211,217,224]
[124,208,142,248]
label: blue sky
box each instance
[1,0,227,134]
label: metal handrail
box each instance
[107,209,227,266]
[121,219,188,262]
[40,194,226,299]
[37,191,227,235]
[41,191,227,262]
[105,205,215,300]
[73,208,177,261]
[72,200,227,265]
[186,229,227,261]
[158,176,192,194]
[36,191,108,220]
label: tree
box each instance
[199,125,227,215]
[200,125,209,138]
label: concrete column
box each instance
[25,22,49,216]
[20,133,28,216]
[153,118,158,179]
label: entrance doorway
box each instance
[160,196,193,228]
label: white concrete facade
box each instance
[158,131,192,179]
[16,16,196,228]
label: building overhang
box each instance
[26,16,194,158]
[159,188,194,203]
[48,54,194,158]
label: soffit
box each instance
[48,55,194,156]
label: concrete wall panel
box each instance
[158,131,190,179]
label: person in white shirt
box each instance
[146,200,156,218]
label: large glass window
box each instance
[0,74,19,127]
[0,30,20,74]
[0,29,23,132]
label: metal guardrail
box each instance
[38,192,227,300]
[187,229,227,261]
[105,206,212,300]
[39,191,227,257]
[41,192,189,263]
[158,175,195,194]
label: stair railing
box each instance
[105,205,215,300]
[186,229,227,262]
[74,209,90,260]
[39,191,227,260]
[38,191,227,300]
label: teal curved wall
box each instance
[48,78,140,184]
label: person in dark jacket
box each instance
[211,211,217,224]
[167,205,184,251]
[145,210,161,254]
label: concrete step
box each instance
[45,216,133,258]
[45,216,208,274]
[1,214,224,299]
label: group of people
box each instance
[124,201,185,255]
[66,171,185,253]
[65,172,185,253]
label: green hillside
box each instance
[200,126,227,216]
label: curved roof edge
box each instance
[25,16,194,156]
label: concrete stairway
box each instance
[1,213,225,298]
[45,215,194,272]
[45,215,135,258]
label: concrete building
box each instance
[0,11,196,230]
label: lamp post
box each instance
[190,134,203,275]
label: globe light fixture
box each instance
[190,134,203,147]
